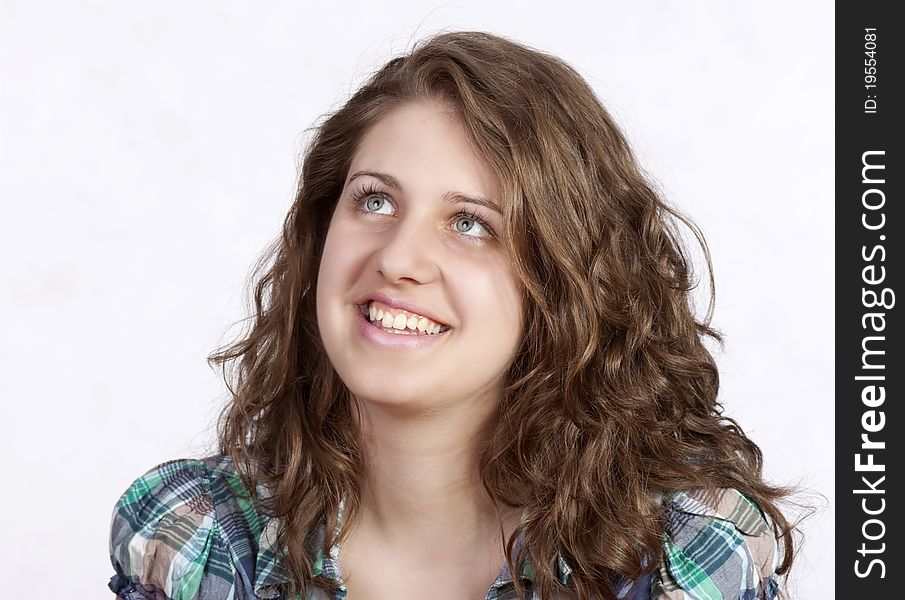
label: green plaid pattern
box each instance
[109,456,779,599]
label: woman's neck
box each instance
[352,394,517,551]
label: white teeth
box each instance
[365,301,447,335]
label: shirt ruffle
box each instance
[652,488,780,600]
[108,457,256,600]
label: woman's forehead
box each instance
[346,100,503,205]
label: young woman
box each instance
[109,31,796,600]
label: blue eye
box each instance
[363,194,392,214]
[453,213,490,238]
[346,183,497,244]
[348,184,392,214]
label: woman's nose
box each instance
[371,214,439,284]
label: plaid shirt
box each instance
[108,455,779,600]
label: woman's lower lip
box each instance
[353,305,449,349]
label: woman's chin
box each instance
[353,388,432,409]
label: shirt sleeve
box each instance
[108,459,228,600]
[653,488,780,600]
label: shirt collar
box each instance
[253,513,294,598]
[254,498,347,597]
[253,507,573,597]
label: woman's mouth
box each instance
[358,300,451,336]
[354,301,451,348]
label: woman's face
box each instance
[316,99,523,413]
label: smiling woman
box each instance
[108,31,797,600]
[316,100,522,414]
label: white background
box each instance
[0,2,833,598]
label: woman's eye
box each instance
[352,188,494,243]
[454,216,488,238]
[363,194,393,214]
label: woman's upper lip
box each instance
[354,292,450,327]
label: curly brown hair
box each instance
[210,30,796,599]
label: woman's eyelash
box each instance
[347,184,389,210]
[454,208,496,237]
[346,185,497,240]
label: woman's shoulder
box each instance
[650,487,781,600]
[108,455,268,600]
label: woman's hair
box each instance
[211,30,796,599]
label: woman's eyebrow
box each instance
[444,191,502,216]
[347,170,502,215]
[347,170,402,192]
